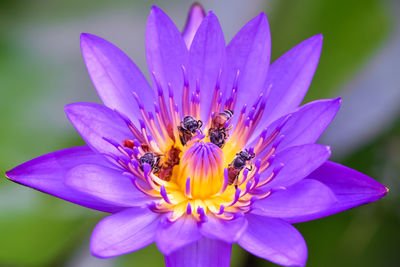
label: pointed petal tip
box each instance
[299,161,389,222]
[5,168,26,185]
[79,33,93,50]
[5,169,13,179]
[5,164,28,183]
[255,12,268,22]
[80,32,99,44]
[64,102,77,116]
[64,102,72,111]
[190,2,206,11]
[80,32,88,40]
[300,33,323,50]
[4,168,21,185]
[328,97,342,111]
[201,10,219,23]
[185,2,206,21]
[373,185,389,202]
[311,33,323,43]
[378,184,389,198]
[207,10,215,17]
[150,5,164,16]
[150,5,159,12]
[149,5,161,20]
[247,11,269,28]
[319,97,341,108]
[80,32,92,39]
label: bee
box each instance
[208,110,233,148]
[209,129,227,148]
[139,153,161,173]
[177,116,203,145]
[158,147,181,181]
[227,149,255,187]
[211,109,233,129]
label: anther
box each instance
[228,188,241,207]
[186,202,192,215]
[168,83,174,98]
[132,92,144,109]
[217,205,225,215]
[160,185,173,205]
[197,207,208,223]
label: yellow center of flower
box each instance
[115,71,283,222]
[177,141,224,198]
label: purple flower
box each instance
[6,4,387,267]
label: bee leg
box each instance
[234,175,239,189]
[246,165,253,171]
[152,166,160,174]
[198,120,203,129]
[155,157,162,169]
[222,131,227,140]
[179,134,186,146]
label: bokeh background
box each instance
[1,0,399,266]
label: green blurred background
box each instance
[1,0,399,266]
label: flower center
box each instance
[177,141,224,198]
[106,70,289,221]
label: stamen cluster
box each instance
[103,68,288,222]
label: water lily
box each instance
[6,4,387,267]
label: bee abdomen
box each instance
[222,109,234,119]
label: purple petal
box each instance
[226,13,271,115]
[238,214,307,267]
[264,144,331,189]
[182,3,206,49]
[80,33,155,122]
[188,11,226,120]
[199,214,247,243]
[289,161,388,223]
[277,98,340,151]
[253,98,341,151]
[165,238,231,267]
[65,164,150,208]
[252,34,323,137]
[146,6,188,107]
[64,102,133,160]
[5,146,120,213]
[156,216,202,255]
[91,207,160,258]
[252,179,337,220]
